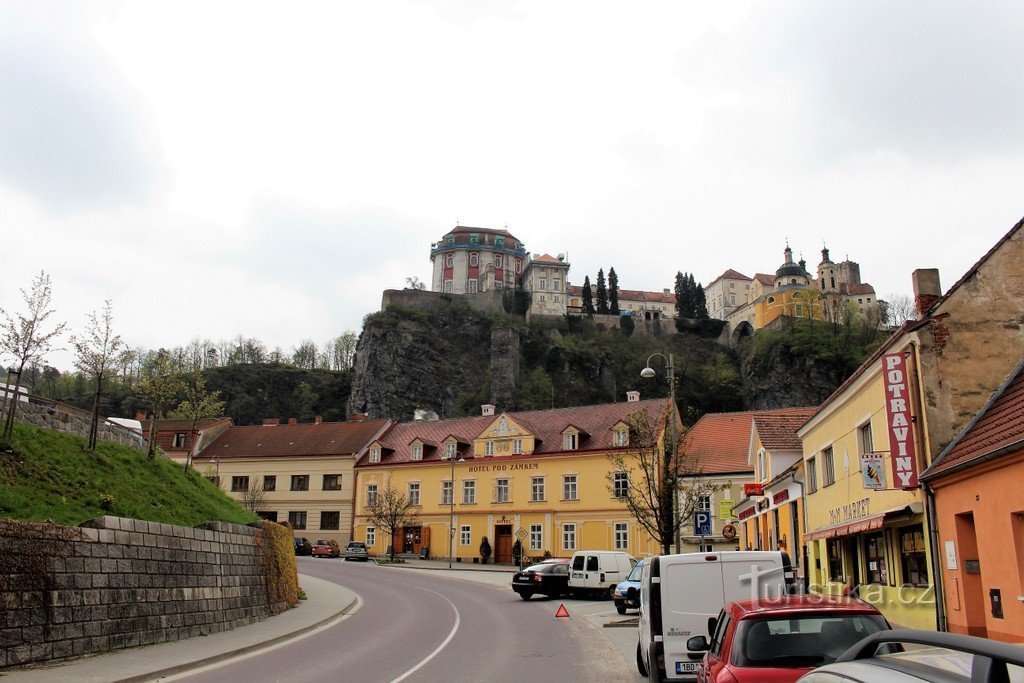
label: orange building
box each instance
[921,357,1024,643]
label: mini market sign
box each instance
[883,352,919,489]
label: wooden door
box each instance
[495,525,513,564]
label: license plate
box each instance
[675,661,697,674]
[572,572,584,579]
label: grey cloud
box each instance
[0,15,161,211]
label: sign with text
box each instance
[861,452,887,490]
[694,510,712,536]
[743,483,764,497]
[718,499,734,520]
[883,353,919,489]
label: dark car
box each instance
[293,537,312,556]
[312,539,340,558]
[344,541,369,562]
[512,561,570,600]
[687,596,891,683]
[613,558,644,614]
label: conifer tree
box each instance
[694,282,709,319]
[596,269,609,314]
[674,271,688,323]
[685,274,698,317]
[608,267,620,314]
[581,276,595,316]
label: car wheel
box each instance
[636,642,648,677]
[616,603,627,615]
[608,585,617,599]
[520,593,532,601]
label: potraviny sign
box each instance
[882,352,919,489]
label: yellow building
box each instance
[732,409,816,586]
[191,418,390,545]
[797,336,937,630]
[353,397,672,563]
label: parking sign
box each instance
[694,510,712,537]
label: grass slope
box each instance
[0,423,256,527]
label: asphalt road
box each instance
[176,558,637,683]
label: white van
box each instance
[567,550,636,597]
[637,551,793,681]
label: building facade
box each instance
[521,253,570,317]
[429,226,528,295]
[705,269,752,320]
[566,285,676,320]
[352,397,673,563]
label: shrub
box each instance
[255,520,299,612]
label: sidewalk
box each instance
[0,575,357,683]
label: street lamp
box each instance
[443,450,466,569]
[640,352,680,553]
[210,456,220,486]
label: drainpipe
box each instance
[907,341,947,632]
[790,468,808,594]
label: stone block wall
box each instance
[6,398,151,453]
[0,515,283,669]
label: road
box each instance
[175,558,642,683]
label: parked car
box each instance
[798,629,1024,682]
[293,537,312,556]
[685,596,891,683]
[638,551,794,681]
[344,541,369,562]
[312,539,340,558]
[512,560,570,600]
[614,558,645,614]
[568,550,636,598]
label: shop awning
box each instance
[804,503,923,542]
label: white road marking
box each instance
[158,594,364,680]
[389,587,461,683]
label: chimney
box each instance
[663,288,671,296]
[912,269,942,316]
[263,418,280,426]
[481,404,495,416]
[314,415,322,425]
[626,391,640,403]
[349,413,367,422]
[287,417,297,425]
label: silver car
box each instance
[344,541,369,562]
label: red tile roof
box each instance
[707,269,752,288]
[680,408,817,475]
[923,356,1024,479]
[205,420,389,459]
[360,398,670,466]
[450,225,517,239]
[140,418,232,433]
[753,409,818,450]
[530,253,569,266]
[753,273,775,286]
[565,285,675,304]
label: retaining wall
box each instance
[5,398,151,453]
[0,515,285,669]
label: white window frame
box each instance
[513,438,522,454]
[469,252,478,266]
[614,429,629,447]
[412,444,423,461]
[441,480,453,506]
[495,478,510,503]
[366,526,375,547]
[563,474,578,501]
[563,432,578,450]
[369,447,381,463]
[531,476,545,502]
[445,442,456,459]
[366,483,378,507]
[460,525,472,546]
[408,482,420,506]
[468,278,478,293]
[486,440,494,456]
[529,524,543,551]
[614,522,629,550]
[462,480,476,504]
[562,523,577,551]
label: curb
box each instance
[114,590,359,683]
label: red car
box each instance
[689,596,891,683]
[311,539,341,558]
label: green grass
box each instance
[0,423,257,527]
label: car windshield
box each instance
[733,614,889,667]
[524,563,551,572]
[626,561,644,582]
[348,542,366,549]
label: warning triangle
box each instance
[555,604,570,618]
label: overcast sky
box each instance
[3,1,1023,371]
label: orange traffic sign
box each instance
[555,604,570,618]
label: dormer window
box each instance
[614,429,629,447]
[513,438,522,454]
[445,442,456,459]
[564,432,578,450]
[173,433,187,448]
[369,446,381,463]
[486,440,494,456]
[411,444,423,461]
[469,233,479,244]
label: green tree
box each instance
[581,276,595,317]
[293,381,317,420]
[596,269,609,314]
[136,354,184,459]
[171,372,226,474]
[70,300,124,451]
[694,281,709,319]
[0,271,66,443]
[517,367,554,410]
[674,271,689,329]
[608,267,620,315]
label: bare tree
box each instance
[170,372,225,474]
[332,332,358,370]
[364,480,419,556]
[884,292,915,327]
[292,340,318,369]
[405,276,426,290]
[136,354,184,459]
[0,271,66,442]
[70,300,124,450]
[607,407,718,555]
[239,481,268,514]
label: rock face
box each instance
[490,327,520,410]
[348,303,495,421]
[743,345,853,410]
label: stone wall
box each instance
[381,288,506,316]
[490,327,520,409]
[0,515,283,669]
[5,397,151,453]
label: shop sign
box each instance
[737,506,756,521]
[772,489,790,505]
[861,452,886,490]
[883,353,919,489]
[743,483,764,497]
[468,462,539,473]
[756,498,769,512]
[718,499,734,520]
[722,524,737,541]
[827,497,870,526]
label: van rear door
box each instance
[720,551,786,603]
[660,555,725,679]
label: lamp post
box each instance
[443,450,465,569]
[210,456,220,487]
[641,352,680,553]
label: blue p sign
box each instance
[694,511,712,537]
